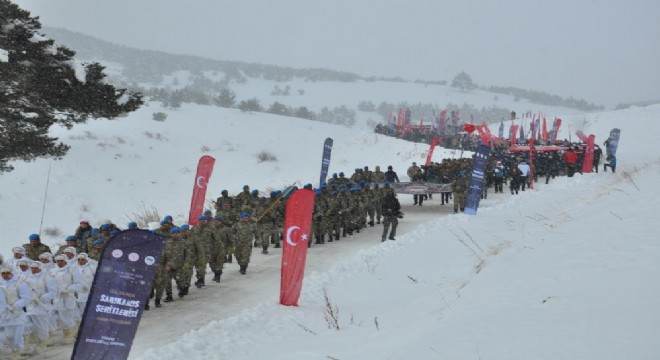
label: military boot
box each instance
[262,248,269,254]
[274,243,281,248]
[213,271,222,282]
[163,293,174,302]
[144,301,150,311]
[239,265,247,275]
[195,277,205,288]
[226,254,233,263]
[155,299,162,308]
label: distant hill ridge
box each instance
[43,26,603,112]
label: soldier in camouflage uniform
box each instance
[210,217,230,282]
[451,167,470,213]
[252,196,270,254]
[177,224,195,292]
[189,215,211,288]
[336,187,354,237]
[215,190,237,226]
[362,166,374,183]
[162,227,193,301]
[372,166,386,183]
[350,168,363,183]
[363,183,378,227]
[87,238,105,261]
[233,212,256,275]
[234,185,253,213]
[372,183,384,224]
[23,234,52,261]
[257,191,283,250]
[324,190,342,241]
[55,235,86,256]
[152,221,173,308]
[313,187,330,244]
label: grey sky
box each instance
[15,0,660,107]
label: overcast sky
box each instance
[15,0,660,108]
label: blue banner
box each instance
[71,229,165,360]
[319,137,333,186]
[606,128,621,156]
[464,144,491,215]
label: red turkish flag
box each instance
[188,155,215,225]
[280,189,315,306]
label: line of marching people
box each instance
[0,166,405,358]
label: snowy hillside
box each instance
[1,85,660,359]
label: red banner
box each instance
[425,138,438,166]
[576,131,595,173]
[280,189,315,306]
[188,155,215,225]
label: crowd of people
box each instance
[0,136,618,358]
[0,166,408,358]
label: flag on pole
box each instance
[188,155,215,225]
[280,189,315,306]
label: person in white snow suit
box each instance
[24,261,58,353]
[0,267,32,359]
[51,254,79,344]
[70,253,96,315]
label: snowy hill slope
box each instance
[2,84,659,359]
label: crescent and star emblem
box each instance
[196,176,206,188]
[286,226,309,247]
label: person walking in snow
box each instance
[384,165,400,183]
[233,212,256,275]
[517,160,531,191]
[380,191,401,241]
[1,267,32,359]
[604,154,617,173]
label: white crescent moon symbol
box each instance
[196,176,206,188]
[286,226,300,246]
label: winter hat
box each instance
[163,215,173,222]
[54,255,67,262]
[1,267,13,274]
[93,238,104,245]
[170,227,180,235]
[128,222,138,229]
[110,230,120,236]
[204,209,213,215]
[29,261,42,269]
[222,189,228,195]
[180,224,190,231]
[65,235,77,242]
[243,185,250,191]
[76,253,89,260]
[64,247,77,255]
[251,189,259,195]
[17,259,28,266]
[270,191,278,197]
[198,215,208,221]
[92,228,100,236]
[240,212,250,219]
[39,252,53,261]
[214,216,224,222]
[29,233,40,241]
[12,246,26,254]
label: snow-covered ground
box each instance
[1,88,659,359]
